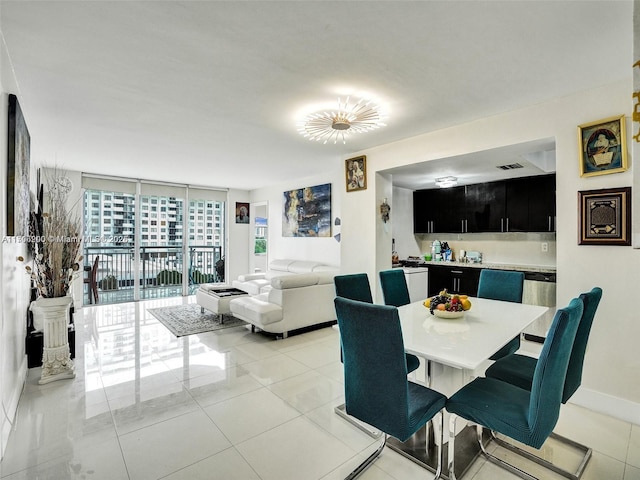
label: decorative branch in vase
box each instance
[19,167,83,384]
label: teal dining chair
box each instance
[334,273,374,304]
[477,269,525,360]
[483,287,602,479]
[379,269,411,307]
[335,297,447,480]
[445,297,584,480]
[333,273,421,438]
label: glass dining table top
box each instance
[398,297,549,370]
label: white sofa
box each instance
[232,259,338,295]
[229,271,338,338]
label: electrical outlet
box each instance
[541,242,548,252]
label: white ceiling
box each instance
[0,1,632,191]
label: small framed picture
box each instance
[578,187,631,246]
[578,115,628,177]
[345,155,367,192]
[235,202,250,223]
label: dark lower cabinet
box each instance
[428,265,480,297]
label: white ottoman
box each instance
[196,285,249,323]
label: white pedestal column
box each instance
[30,296,75,385]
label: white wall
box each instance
[249,169,342,269]
[0,11,29,457]
[341,79,639,423]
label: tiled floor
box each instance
[1,296,639,480]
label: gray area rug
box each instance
[147,304,247,337]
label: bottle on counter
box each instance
[431,240,441,261]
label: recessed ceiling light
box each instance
[435,176,458,188]
[296,96,387,145]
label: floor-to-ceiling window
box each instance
[82,176,227,305]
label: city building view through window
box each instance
[83,187,226,305]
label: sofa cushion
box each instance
[231,278,270,295]
[268,259,296,272]
[312,264,339,273]
[230,297,283,325]
[287,260,323,274]
[271,273,320,290]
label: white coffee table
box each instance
[196,285,249,324]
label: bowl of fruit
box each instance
[423,290,472,319]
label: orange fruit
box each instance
[436,304,446,311]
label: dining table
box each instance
[387,297,549,479]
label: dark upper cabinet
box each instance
[413,187,465,233]
[465,182,506,232]
[505,174,556,232]
[413,174,555,233]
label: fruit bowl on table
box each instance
[433,309,465,319]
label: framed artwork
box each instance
[6,94,31,236]
[345,155,366,192]
[282,183,331,237]
[235,202,250,223]
[578,187,631,246]
[578,115,628,177]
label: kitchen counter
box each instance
[418,261,556,274]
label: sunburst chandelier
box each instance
[297,97,387,145]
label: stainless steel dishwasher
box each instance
[522,271,556,343]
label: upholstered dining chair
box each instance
[333,273,421,438]
[334,273,374,304]
[483,287,602,480]
[334,273,420,372]
[379,269,411,307]
[477,269,525,360]
[83,256,99,304]
[445,297,584,480]
[334,297,447,480]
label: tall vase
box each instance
[30,296,75,385]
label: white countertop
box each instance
[417,261,556,274]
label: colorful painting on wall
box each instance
[6,94,31,236]
[282,183,331,237]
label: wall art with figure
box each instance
[282,183,331,237]
[6,94,31,236]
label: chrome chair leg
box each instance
[334,403,382,439]
[475,425,538,480]
[489,430,592,480]
[345,434,387,480]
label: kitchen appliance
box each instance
[522,271,556,343]
[465,251,482,263]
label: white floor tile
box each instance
[0,436,128,480]
[628,423,640,468]
[182,365,263,407]
[555,403,631,462]
[284,341,341,369]
[119,410,230,480]
[241,353,310,386]
[204,387,300,444]
[161,447,261,480]
[236,416,356,480]
[268,370,343,413]
[625,464,640,480]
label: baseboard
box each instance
[569,387,640,425]
[0,355,27,459]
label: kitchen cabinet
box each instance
[428,265,480,297]
[465,182,506,232]
[413,187,465,233]
[505,174,555,232]
[413,174,555,233]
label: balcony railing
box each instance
[83,245,223,305]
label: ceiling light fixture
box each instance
[435,176,458,188]
[297,96,387,145]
